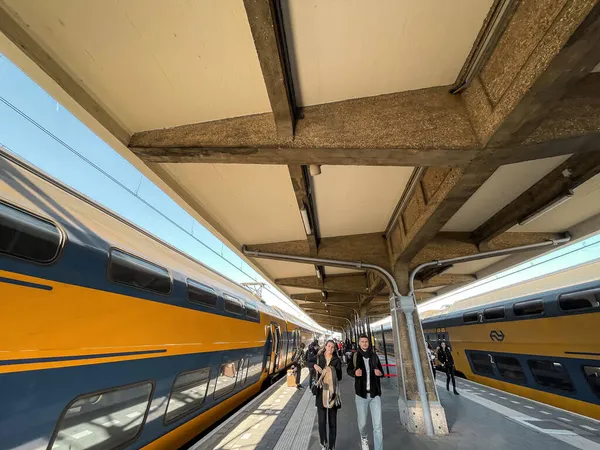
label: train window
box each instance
[245,302,259,320]
[223,294,244,315]
[483,306,505,321]
[49,382,153,450]
[469,352,495,376]
[463,311,479,323]
[0,201,62,263]
[187,280,218,308]
[559,288,600,311]
[495,356,526,383]
[108,249,171,295]
[513,299,544,316]
[583,366,600,398]
[165,368,210,423]
[214,360,240,399]
[528,360,574,392]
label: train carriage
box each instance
[420,261,600,420]
[0,148,320,450]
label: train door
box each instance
[270,324,281,374]
[265,326,273,374]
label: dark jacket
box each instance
[437,346,454,368]
[292,347,305,366]
[314,352,343,409]
[347,349,384,398]
[306,343,318,369]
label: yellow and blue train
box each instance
[0,148,319,450]
[420,262,600,420]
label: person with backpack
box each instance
[291,342,306,389]
[306,339,319,387]
[347,334,384,450]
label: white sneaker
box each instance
[361,437,369,450]
[321,445,327,450]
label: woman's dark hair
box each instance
[319,339,336,355]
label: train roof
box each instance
[421,256,600,321]
[0,148,318,332]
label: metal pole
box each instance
[381,325,390,377]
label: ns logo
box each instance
[489,330,505,342]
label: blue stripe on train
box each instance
[0,275,53,290]
[0,349,167,366]
[0,346,265,450]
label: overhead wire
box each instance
[0,94,316,325]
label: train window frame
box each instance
[164,367,211,424]
[223,294,244,316]
[527,359,575,392]
[495,355,527,384]
[107,248,172,295]
[513,299,544,317]
[469,352,496,377]
[48,380,154,450]
[462,311,479,323]
[582,366,600,399]
[245,302,260,320]
[483,306,505,321]
[0,199,65,265]
[213,359,241,400]
[186,279,218,309]
[558,287,600,312]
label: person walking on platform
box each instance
[291,343,306,389]
[438,341,459,395]
[313,340,343,450]
[347,334,384,450]
[427,342,436,380]
[307,339,319,387]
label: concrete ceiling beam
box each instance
[472,151,600,245]
[409,232,565,269]
[276,273,368,294]
[243,0,296,138]
[413,273,476,289]
[129,86,480,167]
[292,292,359,304]
[245,232,389,268]
[287,165,319,260]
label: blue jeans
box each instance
[355,394,383,450]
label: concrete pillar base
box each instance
[398,398,449,435]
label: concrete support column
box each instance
[390,262,448,435]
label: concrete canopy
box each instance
[2,0,600,330]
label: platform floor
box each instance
[193,367,600,450]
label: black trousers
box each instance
[291,363,301,384]
[309,367,316,387]
[317,407,337,448]
[431,361,436,379]
[445,365,456,390]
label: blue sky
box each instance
[2,51,598,331]
[0,52,322,329]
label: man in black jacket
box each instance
[347,334,384,450]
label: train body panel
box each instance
[421,277,600,420]
[0,150,320,449]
